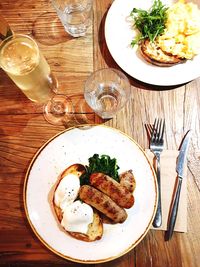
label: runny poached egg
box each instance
[54,173,93,234]
[61,200,93,234]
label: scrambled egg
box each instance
[157,0,200,59]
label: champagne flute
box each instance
[0,34,74,125]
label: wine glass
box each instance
[0,33,74,126]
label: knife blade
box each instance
[165,130,192,241]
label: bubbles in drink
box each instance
[0,35,56,103]
[1,40,39,75]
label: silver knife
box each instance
[165,130,192,241]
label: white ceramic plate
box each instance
[24,125,157,264]
[105,0,200,86]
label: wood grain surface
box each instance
[0,0,200,266]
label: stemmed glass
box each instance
[0,34,74,125]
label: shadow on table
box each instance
[64,94,105,127]
[32,11,73,45]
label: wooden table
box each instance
[0,0,200,266]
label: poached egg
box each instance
[54,173,93,234]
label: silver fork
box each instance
[150,118,165,228]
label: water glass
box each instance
[51,0,93,37]
[84,68,131,119]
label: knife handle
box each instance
[166,177,182,240]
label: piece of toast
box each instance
[53,164,103,242]
[140,39,186,67]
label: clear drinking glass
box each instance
[0,34,73,125]
[51,0,93,37]
[84,68,131,119]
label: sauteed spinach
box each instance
[80,154,119,185]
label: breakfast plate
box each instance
[24,125,157,263]
[105,0,200,86]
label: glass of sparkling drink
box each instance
[0,34,74,125]
[51,0,93,37]
[84,68,131,119]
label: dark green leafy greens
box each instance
[130,0,168,46]
[80,154,120,185]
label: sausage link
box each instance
[79,185,127,223]
[119,170,136,193]
[90,173,134,209]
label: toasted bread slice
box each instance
[140,39,186,67]
[53,164,103,242]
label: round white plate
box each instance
[24,125,157,264]
[105,0,200,86]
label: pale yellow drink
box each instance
[0,34,56,103]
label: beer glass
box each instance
[0,34,73,125]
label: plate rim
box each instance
[104,0,200,86]
[23,124,158,264]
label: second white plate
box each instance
[105,0,200,86]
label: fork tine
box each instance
[154,118,160,141]
[155,118,159,131]
[151,118,157,141]
[151,118,165,143]
[160,119,165,140]
[158,118,162,141]
[157,119,165,142]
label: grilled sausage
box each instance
[90,173,134,209]
[119,170,136,193]
[79,185,127,223]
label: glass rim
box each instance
[51,0,93,10]
[84,67,131,90]
[0,33,39,50]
